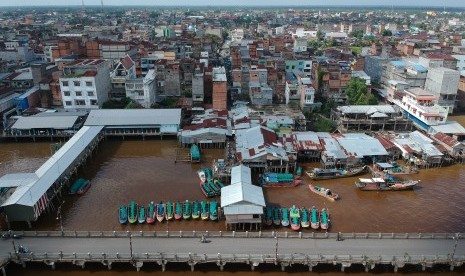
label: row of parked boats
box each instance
[118,200,219,224]
[197,168,226,197]
[263,206,330,231]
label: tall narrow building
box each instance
[212,67,227,110]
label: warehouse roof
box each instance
[221,181,265,208]
[335,133,389,157]
[85,109,181,126]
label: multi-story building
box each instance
[299,77,315,110]
[392,87,448,130]
[99,41,138,64]
[59,59,111,109]
[110,55,136,100]
[452,55,465,71]
[212,67,227,110]
[419,54,458,70]
[125,69,156,108]
[312,59,351,102]
[424,67,460,113]
[381,60,428,88]
[192,67,204,104]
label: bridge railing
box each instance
[7,230,463,240]
[12,251,465,264]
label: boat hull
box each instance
[261,180,301,188]
[77,182,91,195]
[307,166,367,180]
[291,224,300,231]
[308,184,339,201]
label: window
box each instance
[75,100,85,106]
[87,91,94,97]
[90,100,98,105]
[86,81,93,87]
[62,81,69,87]
[75,91,82,97]
[73,81,80,86]
[65,101,72,106]
[64,91,70,97]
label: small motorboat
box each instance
[311,206,319,230]
[174,201,183,220]
[197,169,206,183]
[156,201,165,222]
[165,201,174,220]
[201,201,209,220]
[183,200,192,220]
[289,206,300,231]
[138,206,146,224]
[209,200,218,221]
[272,207,281,226]
[307,166,367,180]
[192,201,201,219]
[119,205,128,224]
[309,184,340,202]
[128,201,138,224]
[300,207,309,228]
[69,178,90,195]
[77,180,91,195]
[281,207,290,227]
[146,201,155,224]
[264,207,273,226]
[320,208,330,230]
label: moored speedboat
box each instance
[192,201,201,219]
[69,178,90,195]
[264,207,273,226]
[174,201,183,220]
[300,207,309,228]
[272,207,281,226]
[128,200,138,224]
[201,201,209,220]
[209,200,218,221]
[119,205,128,224]
[156,201,165,222]
[165,201,174,220]
[289,206,300,231]
[197,169,206,183]
[138,206,146,224]
[309,184,340,202]
[77,180,91,195]
[307,166,367,180]
[320,208,330,230]
[183,200,192,220]
[281,208,290,227]
[146,201,155,224]
[311,206,319,230]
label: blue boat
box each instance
[119,205,128,224]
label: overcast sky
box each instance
[1,0,464,7]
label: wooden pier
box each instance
[0,231,464,274]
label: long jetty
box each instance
[0,231,464,274]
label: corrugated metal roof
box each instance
[0,173,38,188]
[231,165,252,186]
[429,121,465,135]
[85,109,181,126]
[336,133,388,157]
[2,126,104,207]
[393,131,443,157]
[337,105,396,114]
[12,116,79,130]
[220,183,265,208]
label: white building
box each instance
[452,55,465,71]
[125,69,157,108]
[392,87,448,130]
[231,28,244,42]
[111,55,136,99]
[424,67,460,113]
[299,77,315,109]
[293,38,307,53]
[59,59,111,109]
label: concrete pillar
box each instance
[51,263,55,270]
[107,262,112,270]
[365,265,369,272]
[421,264,426,271]
[1,266,6,276]
[161,263,166,272]
[250,264,255,271]
[394,265,398,273]
[450,265,455,271]
[190,264,195,272]
[281,264,286,271]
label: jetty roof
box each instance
[11,115,79,130]
[85,109,181,126]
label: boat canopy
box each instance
[376,162,394,169]
[359,178,374,183]
[372,178,385,182]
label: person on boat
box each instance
[200,234,206,243]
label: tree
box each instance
[317,30,324,41]
[346,78,378,105]
[382,29,393,37]
[350,29,364,39]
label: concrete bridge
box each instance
[0,231,464,274]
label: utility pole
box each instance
[275,233,279,261]
[129,232,134,263]
[451,233,460,261]
[56,200,65,233]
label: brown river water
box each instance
[2,116,465,275]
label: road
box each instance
[1,236,463,258]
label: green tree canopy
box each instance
[382,29,393,36]
[346,78,378,105]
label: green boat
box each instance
[183,200,192,220]
[289,205,300,231]
[69,178,89,195]
[201,183,215,197]
[272,207,281,226]
[119,205,128,224]
[201,201,209,220]
[301,207,310,228]
[208,180,219,193]
[264,207,273,226]
[191,144,201,162]
[192,201,200,219]
[320,208,329,230]
[205,168,213,181]
[296,166,302,176]
[138,206,146,224]
[165,201,174,220]
[214,179,225,188]
[146,201,155,224]
[174,201,182,220]
[209,200,218,221]
[128,201,138,224]
[311,206,319,230]
[281,208,290,227]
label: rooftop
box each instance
[84,109,182,126]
